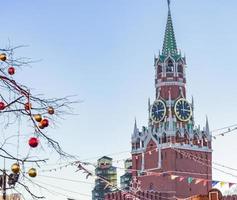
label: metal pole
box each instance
[2,158,6,200]
[2,169,6,200]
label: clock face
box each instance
[174,98,192,122]
[151,100,166,123]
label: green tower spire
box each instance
[162,0,178,57]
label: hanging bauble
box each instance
[48,107,54,115]
[38,122,45,129]
[0,53,7,61]
[34,114,42,122]
[28,168,37,177]
[0,102,5,110]
[41,119,49,127]
[11,163,20,174]
[25,102,32,110]
[28,137,39,148]
[8,66,15,75]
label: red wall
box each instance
[132,146,212,199]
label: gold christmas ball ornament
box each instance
[0,53,7,61]
[11,163,20,174]
[28,168,37,177]
[48,107,54,115]
[34,114,42,122]
[38,122,45,129]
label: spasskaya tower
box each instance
[106,1,212,199]
[130,1,212,198]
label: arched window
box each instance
[158,65,162,74]
[178,64,183,73]
[162,133,167,143]
[136,139,140,148]
[202,135,208,146]
[166,60,174,73]
[184,133,189,144]
[193,134,199,145]
[176,132,181,143]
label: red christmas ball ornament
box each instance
[25,102,32,110]
[28,137,39,148]
[8,66,15,75]
[0,102,5,110]
[41,119,49,127]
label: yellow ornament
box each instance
[28,168,37,177]
[11,163,20,174]
[0,53,7,61]
[34,114,42,122]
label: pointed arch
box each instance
[162,132,167,143]
[166,59,174,73]
[177,63,183,73]
[193,134,199,146]
[157,64,162,74]
[184,132,190,144]
[176,131,181,143]
[202,134,208,147]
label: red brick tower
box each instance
[131,1,212,199]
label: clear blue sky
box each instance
[1,0,237,199]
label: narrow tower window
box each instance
[178,64,183,73]
[162,133,167,143]
[176,132,181,143]
[158,65,162,74]
[202,135,208,147]
[184,133,189,144]
[166,60,174,73]
[193,134,199,146]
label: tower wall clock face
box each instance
[174,98,192,122]
[151,100,166,123]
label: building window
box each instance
[149,183,154,190]
[176,132,181,143]
[203,135,208,146]
[166,60,174,73]
[193,134,199,145]
[158,65,162,74]
[178,64,183,73]
[162,133,167,143]
[184,133,189,144]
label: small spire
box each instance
[133,118,138,136]
[148,98,152,125]
[205,116,210,134]
[148,98,151,113]
[191,96,194,110]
